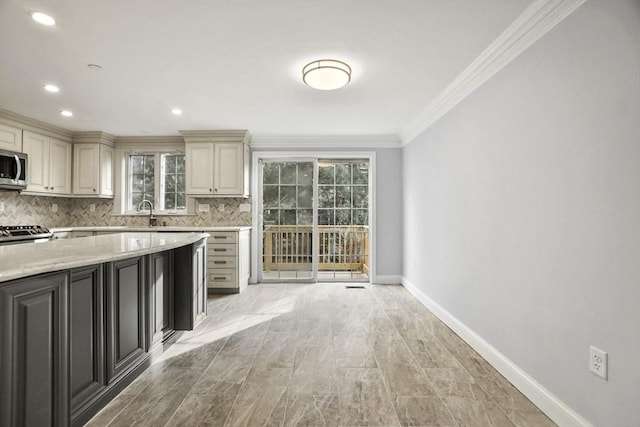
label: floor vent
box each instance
[345,285,366,289]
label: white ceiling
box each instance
[0,0,531,138]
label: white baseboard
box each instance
[373,275,403,285]
[401,276,592,427]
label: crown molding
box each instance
[0,108,74,142]
[400,0,586,145]
[250,135,401,149]
[180,129,251,144]
[115,135,186,145]
[73,131,116,146]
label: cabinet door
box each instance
[100,144,114,196]
[106,257,146,384]
[22,130,49,192]
[147,251,173,350]
[194,242,207,322]
[73,144,99,195]
[0,272,70,427]
[49,138,72,194]
[214,143,244,195]
[185,143,214,195]
[0,124,22,151]
[70,266,105,420]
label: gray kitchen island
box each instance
[0,232,209,426]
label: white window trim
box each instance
[113,141,195,216]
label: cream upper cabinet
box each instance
[73,143,114,197]
[214,143,244,195]
[185,143,215,195]
[182,130,251,197]
[22,130,71,195]
[0,124,22,152]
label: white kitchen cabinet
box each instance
[73,143,114,197]
[22,130,72,195]
[182,130,250,197]
[0,124,22,152]
[185,143,214,195]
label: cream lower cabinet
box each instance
[22,130,72,195]
[207,229,250,293]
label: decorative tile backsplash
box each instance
[0,192,251,228]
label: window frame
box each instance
[113,140,194,216]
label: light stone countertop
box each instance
[50,226,251,233]
[0,232,209,284]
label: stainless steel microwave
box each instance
[0,149,28,191]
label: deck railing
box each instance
[263,225,369,273]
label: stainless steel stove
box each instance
[0,225,53,245]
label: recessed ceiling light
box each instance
[60,110,73,117]
[30,12,55,26]
[44,84,59,93]
[302,59,351,90]
[171,108,183,116]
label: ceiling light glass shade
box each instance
[302,59,351,90]
[44,84,59,93]
[171,108,183,115]
[31,12,56,26]
[60,110,73,117]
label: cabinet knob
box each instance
[214,188,218,192]
[44,186,49,190]
[93,188,96,192]
[209,188,212,192]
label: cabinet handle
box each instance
[214,261,227,264]
[213,236,225,239]
[213,248,225,252]
[214,277,226,280]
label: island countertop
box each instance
[50,226,251,233]
[0,232,209,283]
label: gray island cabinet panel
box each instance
[148,250,174,350]
[0,272,70,427]
[174,239,207,330]
[70,265,105,419]
[106,256,146,384]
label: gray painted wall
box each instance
[401,1,639,425]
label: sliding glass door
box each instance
[259,157,370,283]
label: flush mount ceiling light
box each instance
[30,12,55,26]
[171,108,183,116]
[44,84,59,93]
[60,110,73,117]
[302,59,351,90]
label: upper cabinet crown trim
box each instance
[180,130,251,145]
[0,108,73,142]
[73,131,116,146]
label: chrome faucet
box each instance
[136,199,157,226]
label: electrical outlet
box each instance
[89,203,96,212]
[239,203,251,212]
[219,203,225,212]
[51,203,58,213]
[198,203,210,212]
[590,346,608,380]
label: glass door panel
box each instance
[317,160,369,281]
[261,161,316,281]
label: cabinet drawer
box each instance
[208,232,237,244]
[207,270,237,289]
[208,256,237,269]
[207,243,236,256]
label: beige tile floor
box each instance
[87,283,556,427]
